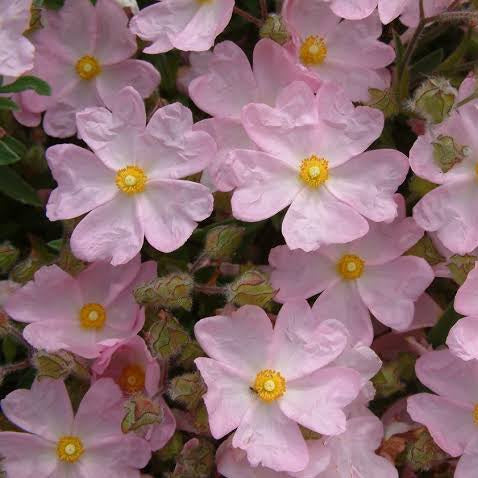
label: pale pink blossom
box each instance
[194,301,362,472]
[407,350,478,467]
[176,51,214,94]
[446,265,478,361]
[130,0,235,54]
[92,336,176,451]
[410,77,478,254]
[282,1,395,101]
[0,378,151,477]
[17,0,160,138]
[5,255,155,358]
[229,81,408,251]
[315,0,454,26]
[0,0,35,77]
[46,86,215,265]
[269,195,431,344]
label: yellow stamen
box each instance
[75,55,101,80]
[299,155,329,188]
[299,36,327,66]
[473,404,478,424]
[118,364,145,394]
[196,0,212,3]
[253,369,286,402]
[57,436,84,463]
[337,254,365,280]
[79,303,106,330]
[115,166,147,195]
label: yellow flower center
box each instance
[473,404,478,424]
[299,36,328,66]
[253,369,286,402]
[75,55,101,80]
[79,303,106,330]
[118,364,146,394]
[196,0,212,3]
[299,155,329,188]
[57,436,84,463]
[337,254,365,280]
[115,166,148,195]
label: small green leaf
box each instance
[411,49,444,75]
[0,137,27,166]
[2,337,17,363]
[0,166,41,206]
[47,239,63,251]
[0,97,19,111]
[428,302,463,348]
[0,76,51,96]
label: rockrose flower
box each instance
[410,77,478,255]
[230,81,408,252]
[18,0,160,137]
[282,1,395,101]
[130,0,235,53]
[0,0,35,77]
[269,196,434,345]
[408,349,478,478]
[92,335,176,451]
[5,255,155,358]
[46,86,215,265]
[194,301,362,472]
[0,378,151,477]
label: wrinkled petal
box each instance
[447,317,478,361]
[455,265,478,316]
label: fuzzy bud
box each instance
[176,340,204,370]
[411,78,457,124]
[447,254,477,285]
[171,438,215,478]
[121,394,164,434]
[33,350,74,381]
[155,432,184,462]
[432,135,470,173]
[405,428,448,471]
[145,310,190,360]
[367,88,400,118]
[203,225,245,261]
[168,372,206,411]
[406,235,445,266]
[0,242,19,275]
[134,273,194,311]
[372,353,416,399]
[259,14,290,45]
[226,269,277,307]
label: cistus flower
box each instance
[230,81,408,252]
[407,349,478,477]
[0,378,151,477]
[282,1,395,102]
[92,336,176,451]
[129,0,235,54]
[0,0,35,77]
[269,195,434,345]
[410,77,478,255]
[46,86,215,265]
[194,301,362,472]
[4,255,155,358]
[17,0,160,137]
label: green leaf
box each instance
[47,239,63,251]
[427,302,463,347]
[392,29,406,67]
[2,336,17,363]
[0,141,22,165]
[411,49,444,75]
[0,166,41,206]
[0,76,51,96]
[34,0,65,9]
[0,97,19,111]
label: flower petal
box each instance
[447,317,478,362]
[454,265,478,316]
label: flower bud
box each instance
[408,175,437,202]
[0,242,19,274]
[9,254,46,284]
[203,225,245,261]
[176,340,204,370]
[168,372,206,411]
[226,269,277,307]
[367,88,400,118]
[155,432,184,462]
[33,350,74,381]
[411,78,457,124]
[259,14,290,45]
[145,310,190,360]
[406,235,445,266]
[432,135,470,173]
[134,273,194,311]
[447,253,477,285]
[23,145,48,174]
[121,394,164,434]
[172,438,215,478]
[372,354,416,399]
[405,428,448,471]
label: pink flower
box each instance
[129,0,235,53]
[229,80,407,251]
[410,77,478,255]
[176,51,214,94]
[5,255,155,358]
[92,336,176,451]
[0,0,35,77]
[446,265,478,361]
[316,0,453,26]
[282,1,395,101]
[194,300,362,472]
[46,86,215,265]
[18,0,160,138]
[407,349,478,464]
[269,195,433,345]
[0,378,151,477]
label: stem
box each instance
[1,359,30,375]
[456,91,478,109]
[233,6,263,27]
[194,284,225,295]
[419,0,425,21]
[260,0,268,20]
[6,324,32,350]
